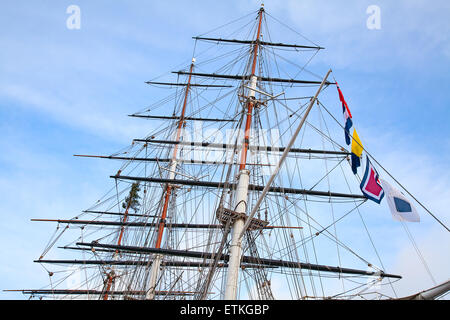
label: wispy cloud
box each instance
[0,83,151,144]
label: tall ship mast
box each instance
[16,4,449,300]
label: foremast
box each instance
[224,5,264,300]
[146,58,196,299]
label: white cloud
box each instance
[0,83,150,144]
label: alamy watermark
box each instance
[366,5,381,30]
[65,5,380,31]
[66,5,81,30]
[165,123,282,177]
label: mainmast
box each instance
[146,58,196,299]
[224,5,264,300]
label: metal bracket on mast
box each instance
[243,84,284,101]
[216,207,269,230]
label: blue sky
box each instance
[0,0,449,299]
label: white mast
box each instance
[146,58,196,299]
[224,5,264,300]
[224,169,250,299]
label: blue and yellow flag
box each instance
[350,129,363,174]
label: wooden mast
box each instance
[239,69,333,240]
[155,59,194,247]
[103,183,139,300]
[239,6,264,171]
[146,58,195,299]
[224,5,264,300]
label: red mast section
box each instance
[154,60,195,249]
[239,6,264,171]
[105,61,195,300]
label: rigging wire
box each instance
[29,7,438,302]
[322,81,449,234]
